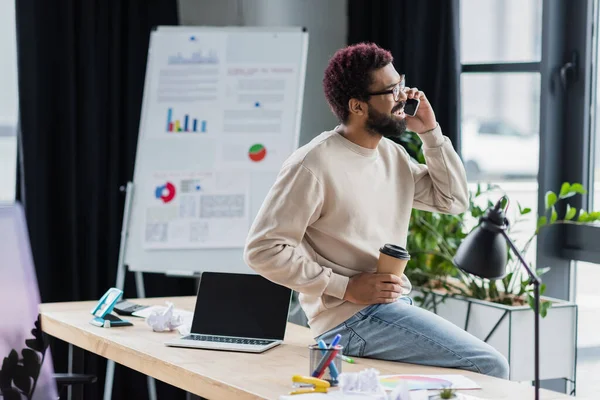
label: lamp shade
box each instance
[453,198,511,280]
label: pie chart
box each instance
[249,144,267,162]
[155,182,176,203]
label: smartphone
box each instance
[404,98,420,117]
[114,300,149,316]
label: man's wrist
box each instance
[417,122,438,135]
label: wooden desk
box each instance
[40,297,575,400]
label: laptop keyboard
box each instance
[184,334,274,346]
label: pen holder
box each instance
[308,344,343,386]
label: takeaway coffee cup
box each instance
[376,244,411,277]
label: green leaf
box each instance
[578,211,589,222]
[527,294,535,310]
[589,211,600,222]
[502,272,514,290]
[541,301,552,318]
[559,182,571,198]
[520,207,532,215]
[540,283,547,295]
[471,205,483,218]
[536,216,547,233]
[571,183,587,195]
[550,207,558,223]
[545,191,557,209]
[536,267,551,277]
[565,204,576,220]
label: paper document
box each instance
[378,374,481,391]
[132,305,193,320]
[278,389,429,400]
[143,170,250,249]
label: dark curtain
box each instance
[15,1,195,399]
[348,0,462,152]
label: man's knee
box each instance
[479,349,510,379]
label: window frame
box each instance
[460,0,598,302]
[458,1,588,392]
[558,0,600,265]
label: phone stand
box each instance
[90,288,133,327]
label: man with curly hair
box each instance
[244,43,509,379]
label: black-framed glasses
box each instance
[367,76,405,102]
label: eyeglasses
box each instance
[367,76,405,102]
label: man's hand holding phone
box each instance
[403,87,438,134]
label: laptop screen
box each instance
[191,272,292,340]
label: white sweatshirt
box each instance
[244,125,469,337]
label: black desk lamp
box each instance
[453,196,541,400]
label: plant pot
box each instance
[413,288,577,384]
[429,393,462,400]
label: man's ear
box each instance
[348,98,366,116]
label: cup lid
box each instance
[380,244,410,260]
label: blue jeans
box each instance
[316,297,509,379]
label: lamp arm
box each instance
[500,229,541,286]
[500,228,540,400]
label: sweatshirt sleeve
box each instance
[243,162,349,300]
[408,124,469,214]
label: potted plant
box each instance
[431,387,459,400]
[393,131,588,385]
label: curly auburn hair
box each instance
[323,42,393,122]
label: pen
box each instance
[317,340,339,380]
[329,334,342,348]
[337,354,354,364]
[311,334,343,378]
[314,346,340,379]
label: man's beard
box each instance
[365,102,407,137]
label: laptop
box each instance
[165,271,292,353]
[0,203,58,400]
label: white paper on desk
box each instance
[378,375,480,391]
[133,305,193,320]
[278,390,428,400]
[278,392,382,400]
[454,394,486,400]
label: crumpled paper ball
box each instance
[146,302,184,332]
[338,368,388,399]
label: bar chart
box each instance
[166,108,207,133]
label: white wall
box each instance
[0,0,18,202]
[0,0,18,126]
[177,0,347,145]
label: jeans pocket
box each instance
[341,328,366,357]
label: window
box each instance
[0,0,18,202]
[461,0,542,64]
[460,0,542,252]
[461,0,600,396]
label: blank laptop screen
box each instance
[191,272,292,340]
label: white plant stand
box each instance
[412,288,577,394]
